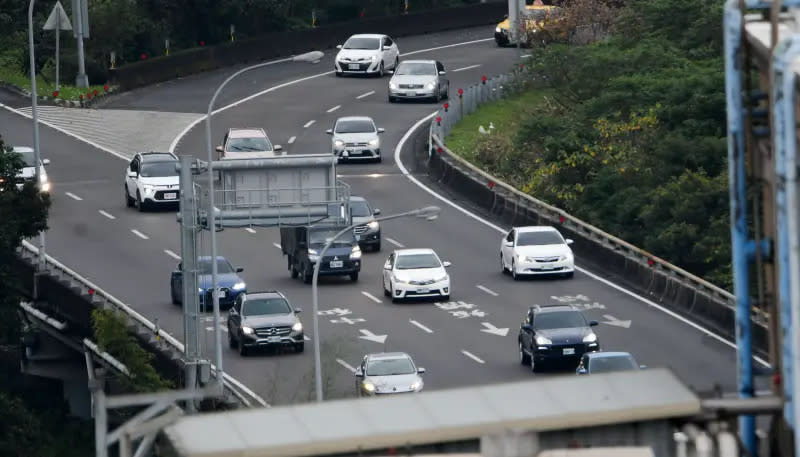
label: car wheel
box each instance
[378,62,385,77]
[441,294,450,301]
[350,271,359,281]
[512,259,519,280]
[302,265,312,284]
[376,155,382,163]
[335,71,342,77]
[443,86,450,100]
[519,341,530,365]
[388,95,396,103]
[295,342,305,353]
[228,331,237,349]
[565,271,574,279]
[125,186,134,208]
[136,191,145,212]
[171,288,179,305]
[374,241,381,252]
[390,282,399,303]
[393,57,399,69]
[238,336,248,356]
[500,253,507,273]
[530,355,537,373]
[383,278,391,297]
[290,257,299,279]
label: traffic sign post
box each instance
[43,1,72,92]
[71,0,89,88]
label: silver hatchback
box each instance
[388,60,450,103]
[355,352,425,396]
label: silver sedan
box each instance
[388,60,450,103]
[355,352,425,396]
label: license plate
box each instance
[348,149,362,155]
[563,348,575,355]
[355,234,361,241]
[348,64,360,70]
[164,192,177,200]
[330,260,343,268]
[267,336,281,343]
[407,91,416,96]
[417,288,430,294]
[218,290,226,298]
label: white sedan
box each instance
[500,226,574,279]
[382,248,451,302]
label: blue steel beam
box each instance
[773,35,800,454]
[724,0,757,454]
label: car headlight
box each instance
[334,139,344,148]
[433,274,448,283]
[143,184,155,195]
[198,288,204,293]
[524,256,536,262]
[350,246,362,260]
[426,81,436,90]
[242,326,254,335]
[496,27,502,33]
[362,381,376,392]
[558,255,567,261]
[232,282,246,291]
[535,335,552,345]
[368,138,379,147]
[308,249,319,262]
[292,321,303,332]
[367,221,379,230]
[40,181,51,193]
[393,275,408,284]
[389,82,397,90]
[410,381,421,391]
[583,333,597,343]
[371,55,377,61]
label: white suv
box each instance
[124,152,180,211]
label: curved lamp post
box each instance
[311,205,441,402]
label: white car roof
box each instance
[336,116,374,123]
[395,248,437,256]
[367,352,411,361]
[228,128,268,139]
[347,34,385,39]
[400,59,436,64]
[515,226,560,233]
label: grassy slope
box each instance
[0,67,107,101]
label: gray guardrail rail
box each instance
[424,69,769,354]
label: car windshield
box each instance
[335,120,375,134]
[350,201,372,217]
[197,259,234,275]
[243,298,291,316]
[534,311,587,329]
[140,161,177,178]
[517,231,563,246]
[309,229,356,246]
[11,149,36,167]
[395,253,440,269]
[589,355,638,373]
[343,37,380,50]
[366,357,415,376]
[395,62,436,75]
[226,136,272,152]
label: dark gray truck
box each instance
[280,225,362,283]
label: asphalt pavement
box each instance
[1,25,765,405]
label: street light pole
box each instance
[28,0,47,299]
[204,51,323,394]
[311,206,441,402]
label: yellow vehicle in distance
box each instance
[494,2,566,47]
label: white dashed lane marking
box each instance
[98,210,115,220]
[409,319,433,333]
[164,249,181,260]
[245,228,256,234]
[326,105,341,113]
[476,285,499,296]
[461,350,485,364]
[385,237,405,248]
[131,229,149,240]
[356,91,375,99]
[287,136,296,144]
[452,64,481,72]
[303,120,316,128]
[336,358,357,373]
[361,291,382,303]
[272,243,281,249]
[65,192,82,201]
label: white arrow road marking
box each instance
[602,314,632,328]
[318,307,352,316]
[303,120,316,128]
[452,64,481,72]
[476,284,498,296]
[65,192,82,201]
[337,358,357,373]
[385,237,405,248]
[480,322,509,337]
[356,90,375,99]
[287,136,296,144]
[327,105,341,113]
[164,249,181,260]
[245,227,256,234]
[131,229,149,240]
[461,350,485,364]
[359,329,388,344]
[98,210,115,220]
[409,319,433,333]
[361,291,382,303]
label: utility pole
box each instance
[72,0,89,88]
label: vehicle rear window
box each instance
[534,311,586,329]
[366,357,415,376]
[343,37,380,50]
[226,136,272,152]
[517,231,563,246]
[335,120,375,134]
[140,162,177,177]
[243,298,291,316]
[589,356,638,373]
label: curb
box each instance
[0,81,119,108]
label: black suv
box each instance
[517,304,599,372]
[227,291,304,356]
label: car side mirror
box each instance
[577,367,588,375]
[442,261,452,267]
[565,238,574,245]
[215,146,223,152]
[521,323,532,331]
[417,367,426,374]
[229,307,238,315]
[336,44,343,50]
[42,158,51,165]
[355,368,364,377]
[294,308,302,314]
[274,145,283,151]
[504,240,513,247]
[236,267,244,273]
[326,129,333,135]
[377,128,385,133]
[439,71,446,75]
[384,263,392,270]
[589,321,598,327]
[373,208,381,215]
[127,170,137,178]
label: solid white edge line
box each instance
[461,350,485,364]
[356,90,375,99]
[245,227,257,234]
[287,136,297,144]
[452,64,481,72]
[476,284,499,297]
[336,358,357,373]
[130,229,149,240]
[98,210,116,220]
[303,120,316,128]
[327,105,341,113]
[409,319,434,333]
[394,112,771,369]
[65,191,83,201]
[361,291,382,303]
[385,237,405,248]
[164,249,181,260]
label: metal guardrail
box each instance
[427,71,769,324]
[16,240,267,407]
